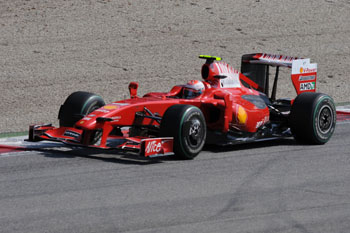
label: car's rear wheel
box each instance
[58,91,105,127]
[160,105,206,159]
[289,92,336,144]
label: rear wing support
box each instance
[271,66,279,101]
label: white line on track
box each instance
[336,121,350,125]
[0,151,31,158]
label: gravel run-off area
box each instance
[0,0,349,133]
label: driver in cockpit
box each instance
[182,80,205,99]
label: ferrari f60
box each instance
[29,54,336,159]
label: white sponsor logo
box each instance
[145,141,162,154]
[256,120,264,129]
[111,116,121,122]
[255,116,269,129]
[64,130,80,139]
[300,82,315,91]
[111,103,129,106]
[95,109,110,113]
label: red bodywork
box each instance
[29,54,317,157]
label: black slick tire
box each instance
[58,91,105,127]
[289,92,336,144]
[160,105,206,159]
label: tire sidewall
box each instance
[59,92,105,127]
[179,107,206,158]
[160,104,207,159]
[312,96,336,143]
[81,98,104,115]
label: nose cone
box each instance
[74,104,116,129]
[75,114,98,129]
[75,102,131,129]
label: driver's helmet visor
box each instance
[183,87,202,99]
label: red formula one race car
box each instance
[29,54,336,159]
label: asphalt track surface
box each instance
[0,122,349,233]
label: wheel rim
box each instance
[317,105,333,134]
[186,118,204,148]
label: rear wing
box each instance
[240,53,317,100]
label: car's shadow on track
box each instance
[203,138,299,153]
[34,146,180,165]
[32,138,299,165]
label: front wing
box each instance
[28,124,174,158]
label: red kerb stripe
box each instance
[336,110,350,121]
[0,145,26,154]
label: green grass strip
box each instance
[0,131,27,139]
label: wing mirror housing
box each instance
[128,82,139,98]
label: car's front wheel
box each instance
[58,91,105,127]
[160,105,207,159]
